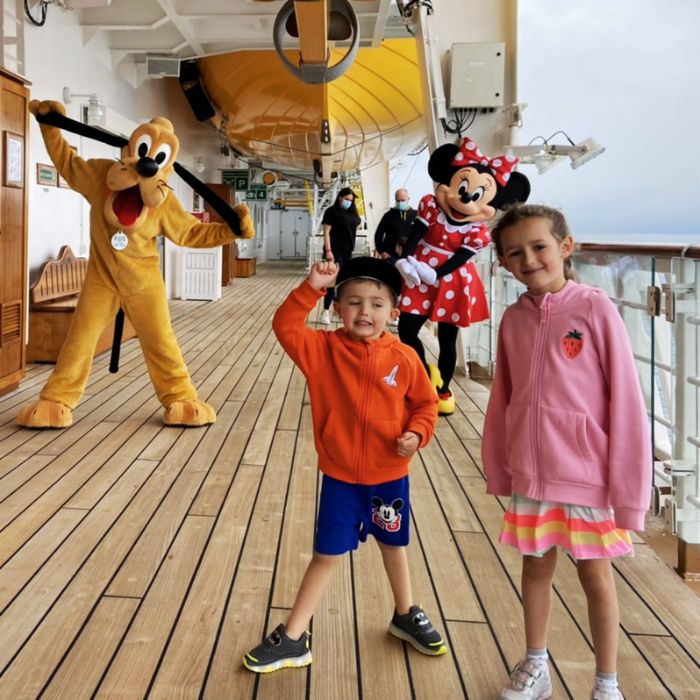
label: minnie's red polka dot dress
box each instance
[399,194,490,327]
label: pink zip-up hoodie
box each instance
[481,281,651,531]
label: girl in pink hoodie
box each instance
[482,205,650,700]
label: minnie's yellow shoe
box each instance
[437,391,455,416]
[427,364,442,393]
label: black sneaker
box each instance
[389,605,447,656]
[242,623,312,673]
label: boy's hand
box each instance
[308,261,339,290]
[396,431,420,457]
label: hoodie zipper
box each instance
[356,343,375,482]
[531,295,551,500]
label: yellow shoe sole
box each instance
[242,651,312,673]
[437,393,455,415]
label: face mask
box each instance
[396,201,409,211]
[340,199,352,210]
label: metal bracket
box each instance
[662,282,695,322]
[664,498,677,534]
[662,459,696,475]
[646,285,661,316]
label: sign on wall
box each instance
[246,185,268,201]
[222,168,249,191]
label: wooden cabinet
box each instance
[203,182,237,286]
[0,69,29,396]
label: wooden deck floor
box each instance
[1,261,698,700]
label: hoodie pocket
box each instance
[365,417,405,471]
[319,408,357,464]
[537,405,607,485]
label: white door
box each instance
[279,211,309,259]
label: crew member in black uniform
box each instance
[374,188,417,263]
[320,187,362,324]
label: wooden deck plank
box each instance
[178,466,262,700]
[453,531,572,698]
[0,419,156,562]
[106,401,243,597]
[95,515,214,699]
[614,544,700,660]
[404,520,468,698]
[411,454,484,621]
[0,453,53,499]
[150,465,262,699]
[434,418,482,478]
[448,620,511,699]
[277,365,307,432]
[0,507,86,610]
[307,554,359,700]
[41,597,140,700]
[353,539,413,699]
[630,634,700,698]
[203,430,298,699]
[271,406,318,610]
[0,457,160,688]
[417,435,483,532]
[0,422,115,530]
[240,351,290,465]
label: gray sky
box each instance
[393,0,699,243]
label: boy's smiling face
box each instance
[333,279,399,342]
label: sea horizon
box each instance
[576,232,699,246]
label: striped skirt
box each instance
[499,493,634,560]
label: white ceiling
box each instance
[73,0,410,80]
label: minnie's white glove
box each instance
[407,255,437,285]
[395,258,421,288]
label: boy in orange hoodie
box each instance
[243,257,445,673]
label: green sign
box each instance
[222,168,249,191]
[246,185,268,201]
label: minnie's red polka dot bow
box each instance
[450,137,520,187]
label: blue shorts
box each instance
[314,474,410,555]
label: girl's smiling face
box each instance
[498,216,574,295]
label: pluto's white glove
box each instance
[395,258,421,288]
[407,255,437,285]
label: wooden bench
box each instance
[27,245,137,363]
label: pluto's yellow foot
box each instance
[17,399,73,428]
[163,399,217,426]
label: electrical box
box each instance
[449,42,505,109]
[146,56,181,79]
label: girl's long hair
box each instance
[491,204,576,280]
[335,187,360,222]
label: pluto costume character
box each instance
[17,100,254,429]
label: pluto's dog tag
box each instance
[111,231,128,250]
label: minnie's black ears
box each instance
[490,171,531,210]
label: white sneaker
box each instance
[320,310,331,325]
[500,659,552,700]
[590,682,624,700]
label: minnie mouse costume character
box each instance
[396,137,530,414]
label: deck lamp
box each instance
[62,87,106,126]
[504,135,605,173]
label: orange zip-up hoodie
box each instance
[273,280,438,485]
